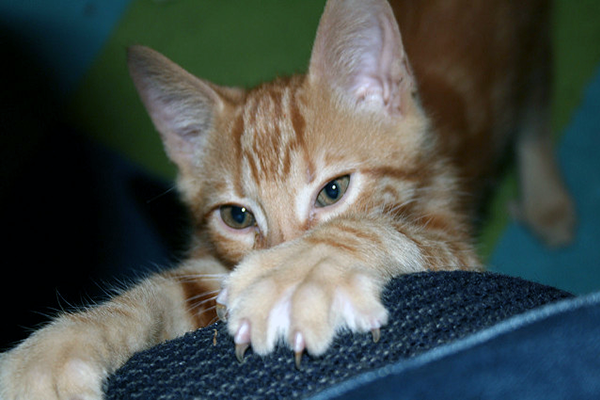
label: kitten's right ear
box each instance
[127,45,222,173]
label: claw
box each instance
[216,289,229,322]
[234,320,251,363]
[216,303,228,322]
[293,331,305,370]
[294,350,303,370]
[235,342,249,363]
[371,328,381,343]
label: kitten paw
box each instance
[217,242,389,365]
[0,322,107,400]
[511,187,576,247]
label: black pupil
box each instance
[325,181,340,200]
[231,206,247,224]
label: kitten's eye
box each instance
[316,175,350,207]
[219,205,256,229]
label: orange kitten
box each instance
[0,0,573,398]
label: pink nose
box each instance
[266,224,304,248]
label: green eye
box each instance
[316,175,350,207]
[220,205,256,229]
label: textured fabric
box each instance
[105,271,573,399]
[315,292,600,400]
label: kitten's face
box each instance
[185,77,429,266]
[128,0,436,267]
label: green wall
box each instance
[68,0,600,258]
[69,0,326,179]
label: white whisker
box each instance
[186,290,220,303]
[172,274,228,284]
[201,305,217,313]
[205,314,220,327]
[145,185,177,204]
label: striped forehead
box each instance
[238,77,308,184]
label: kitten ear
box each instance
[308,0,416,117]
[127,45,222,173]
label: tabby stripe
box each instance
[364,166,426,182]
[305,235,358,253]
[231,113,246,196]
[331,222,383,245]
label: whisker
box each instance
[201,305,218,313]
[172,274,228,284]
[145,185,177,204]
[188,305,220,327]
[205,314,220,327]
[192,296,217,308]
[186,291,220,304]
[177,273,228,278]
[189,303,218,314]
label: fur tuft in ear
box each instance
[308,0,417,117]
[127,45,222,173]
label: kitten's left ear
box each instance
[128,45,227,174]
[308,0,417,117]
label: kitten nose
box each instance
[267,224,303,247]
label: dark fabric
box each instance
[322,292,600,400]
[105,271,572,399]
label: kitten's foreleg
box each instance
[219,213,480,364]
[0,258,226,400]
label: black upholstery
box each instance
[105,271,572,399]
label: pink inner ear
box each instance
[128,45,223,173]
[348,14,403,111]
[308,0,415,117]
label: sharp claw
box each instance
[216,303,228,322]
[371,328,381,343]
[295,350,304,370]
[293,331,305,370]
[234,320,251,363]
[235,342,249,363]
[216,289,229,322]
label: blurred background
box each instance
[0,0,598,350]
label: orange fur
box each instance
[390,0,550,203]
[0,1,574,398]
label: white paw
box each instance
[217,243,389,367]
[0,322,107,400]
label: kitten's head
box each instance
[128,0,437,267]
